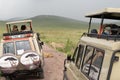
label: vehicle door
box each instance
[64,44,85,80]
[108,51,120,80]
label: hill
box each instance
[29,15,88,30]
[0,15,89,30]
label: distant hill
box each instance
[0,15,90,30]
[29,15,89,30]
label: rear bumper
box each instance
[1,67,43,77]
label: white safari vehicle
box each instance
[63,8,120,80]
[0,20,44,80]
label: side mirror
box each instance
[67,54,72,61]
[114,56,119,62]
[37,33,40,40]
[41,42,44,45]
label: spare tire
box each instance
[0,54,19,74]
[20,51,41,70]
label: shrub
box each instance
[63,38,74,54]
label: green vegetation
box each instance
[0,15,88,54]
[30,15,88,54]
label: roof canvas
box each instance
[85,8,120,19]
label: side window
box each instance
[75,45,84,68]
[82,46,94,74]
[72,47,78,62]
[72,45,84,69]
[82,46,104,80]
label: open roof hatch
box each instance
[85,8,120,41]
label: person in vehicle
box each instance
[12,25,19,32]
[102,24,119,35]
[21,25,28,32]
[91,29,98,34]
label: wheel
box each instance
[63,74,67,80]
[4,76,14,80]
[5,76,11,80]
[36,68,44,79]
[63,71,68,80]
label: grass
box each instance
[35,28,87,54]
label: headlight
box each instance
[20,51,40,70]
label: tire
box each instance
[36,68,44,79]
[5,76,15,80]
[63,71,68,80]
[63,75,67,80]
[5,76,11,80]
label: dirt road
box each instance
[41,44,66,80]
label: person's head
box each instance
[12,25,18,31]
[91,29,98,34]
[21,25,26,31]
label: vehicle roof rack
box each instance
[6,20,32,25]
[85,8,120,41]
[85,8,120,20]
[82,33,120,41]
[3,31,33,36]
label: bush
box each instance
[63,38,74,54]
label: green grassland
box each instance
[31,15,88,54]
[0,15,89,54]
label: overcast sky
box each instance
[0,0,120,21]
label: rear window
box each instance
[3,42,15,54]
[16,40,31,55]
[3,40,31,55]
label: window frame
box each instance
[72,44,84,69]
[81,45,105,80]
[75,45,84,69]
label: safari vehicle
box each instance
[63,8,120,80]
[0,20,44,80]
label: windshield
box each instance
[3,42,15,54]
[16,40,31,55]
